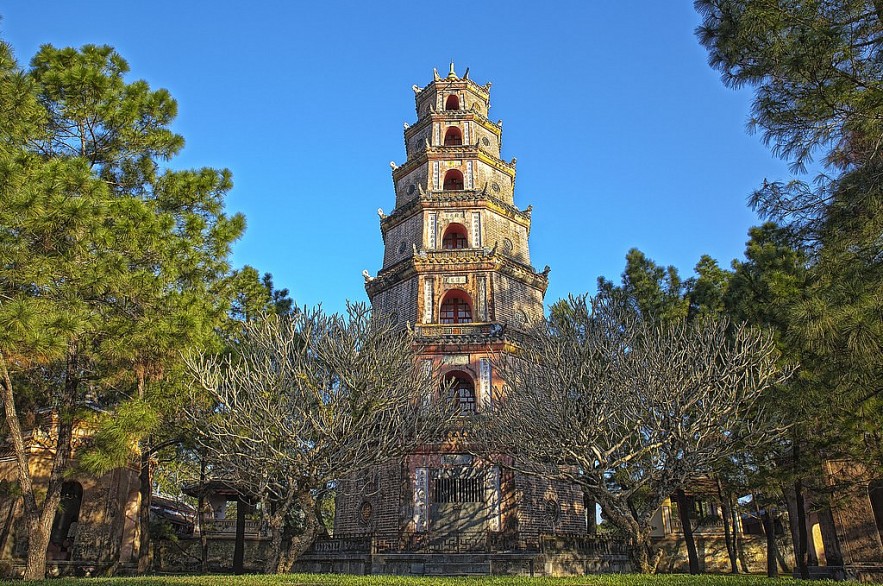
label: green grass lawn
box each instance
[0,575,837,586]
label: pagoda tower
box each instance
[333,65,587,562]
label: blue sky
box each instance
[1,2,791,315]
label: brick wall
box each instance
[491,273,544,326]
[371,277,418,327]
[334,461,404,543]
[483,210,530,263]
[393,165,429,208]
[514,473,587,549]
[382,214,422,268]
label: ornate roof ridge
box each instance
[405,110,501,141]
[412,74,492,102]
[366,247,548,298]
[381,191,530,230]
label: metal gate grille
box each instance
[433,476,484,503]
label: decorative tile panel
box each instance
[427,213,437,249]
[487,466,501,531]
[414,467,429,532]
[480,358,492,409]
[422,278,434,324]
[471,211,482,247]
[477,277,488,321]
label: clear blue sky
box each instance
[1,2,790,315]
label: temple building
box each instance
[2,64,880,580]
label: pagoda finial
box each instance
[447,61,457,79]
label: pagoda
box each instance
[331,65,588,573]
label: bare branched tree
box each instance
[474,294,790,573]
[183,303,451,573]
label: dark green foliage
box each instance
[686,255,732,321]
[695,0,883,178]
[696,4,883,576]
[597,249,732,325]
[228,266,294,323]
[597,248,688,323]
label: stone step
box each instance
[424,554,490,564]
[423,561,491,576]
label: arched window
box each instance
[443,126,462,146]
[870,479,883,545]
[445,94,459,111]
[440,290,472,324]
[445,371,476,415]
[442,224,468,249]
[443,169,464,191]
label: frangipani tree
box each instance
[184,304,452,573]
[475,294,789,573]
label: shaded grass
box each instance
[0,574,837,586]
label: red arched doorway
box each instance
[443,169,464,190]
[444,126,463,146]
[442,223,468,249]
[440,290,472,325]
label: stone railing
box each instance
[540,533,628,556]
[404,530,489,553]
[418,248,493,262]
[309,533,372,555]
[199,518,267,537]
[311,530,628,556]
[414,323,503,340]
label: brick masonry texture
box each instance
[372,277,418,326]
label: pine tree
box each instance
[0,41,245,579]
[696,0,883,443]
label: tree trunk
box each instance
[625,535,657,574]
[762,507,778,578]
[717,481,737,574]
[675,488,700,574]
[1,348,78,581]
[584,493,597,534]
[23,513,55,581]
[136,446,152,574]
[732,500,748,573]
[233,497,247,575]
[793,443,810,579]
[626,538,649,574]
[596,497,658,573]
[277,491,321,573]
[314,491,329,538]
[264,510,284,574]
[197,454,207,573]
[263,488,297,574]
